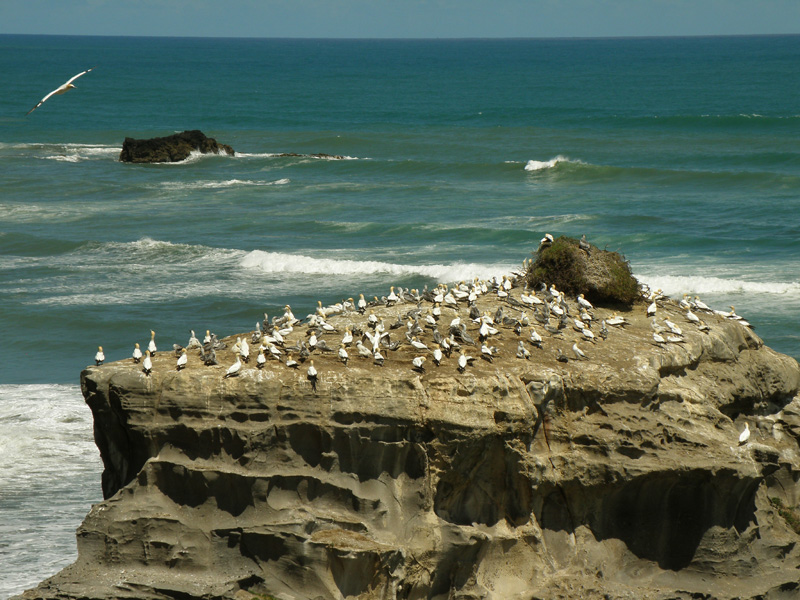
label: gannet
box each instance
[357,293,367,314]
[373,349,385,367]
[240,338,250,362]
[457,351,468,373]
[187,330,201,349]
[224,357,241,378]
[142,351,153,375]
[556,348,569,363]
[577,294,593,310]
[412,356,426,373]
[653,332,666,345]
[433,345,443,366]
[572,342,588,360]
[307,360,318,391]
[387,286,399,305]
[529,328,543,347]
[664,318,682,336]
[26,67,94,116]
[516,341,531,360]
[693,296,711,312]
[582,328,595,342]
[203,330,212,345]
[579,234,591,253]
[341,328,353,346]
[646,301,657,317]
[94,346,104,365]
[599,320,608,340]
[606,315,627,327]
[356,340,373,359]
[738,422,750,445]
[338,344,349,366]
[256,349,267,369]
[132,342,143,363]
[286,354,299,369]
[480,343,494,362]
[685,310,701,324]
[410,337,428,351]
[147,330,157,355]
[176,349,187,371]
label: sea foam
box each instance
[240,250,511,283]
[637,274,800,297]
[524,155,581,171]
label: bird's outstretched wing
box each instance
[26,67,95,116]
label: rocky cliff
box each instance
[16,275,800,600]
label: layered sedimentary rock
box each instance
[119,130,234,163]
[17,280,800,600]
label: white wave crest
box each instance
[240,250,510,283]
[524,155,580,171]
[235,152,362,160]
[638,274,800,297]
[160,178,289,190]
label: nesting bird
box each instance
[176,348,188,371]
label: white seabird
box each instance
[132,343,143,363]
[224,357,241,378]
[577,294,593,310]
[142,351,153,375]
[412,356,427,372]
[338,344,349,366]
[307,360,318,392]
[94,346,105,366]
[176,349,188,371]
[739,422,750,445]
[433,345,443,366]
[27,67,95,116]
[572,342,588,360]
[147,330,157,355]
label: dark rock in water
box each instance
[527,235,640,306]
[119,130,234,163]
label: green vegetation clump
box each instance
[769,497,800,535]
[527,236,640,306]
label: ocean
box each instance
[1,34,799,597]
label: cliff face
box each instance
[18,289,800,600]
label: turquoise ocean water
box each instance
[1,34,799,596]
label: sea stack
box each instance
[15,244,800,600]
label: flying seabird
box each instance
[26,67,94,116]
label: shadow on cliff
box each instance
[539,469,760,571]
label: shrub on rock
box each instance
[526,236,639,306]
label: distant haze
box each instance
[2,0,800,38]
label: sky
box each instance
[2,0,799,39]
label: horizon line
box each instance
[1,32,799,42]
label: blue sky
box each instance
[2,0,799,38]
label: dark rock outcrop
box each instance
[528,235,640,305]
[15,271,800,600]
[119,130,234,163]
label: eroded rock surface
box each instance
[16,281,800,600]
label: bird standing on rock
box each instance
[224,357,241,378]
[412,356,427,373]
[148,330,157,356]
[307,360,318,392]
[132,343,143,363]
[739,422,751,445]
[142,351,153,375]
[176,349,188,371]
[94,346,104,365]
